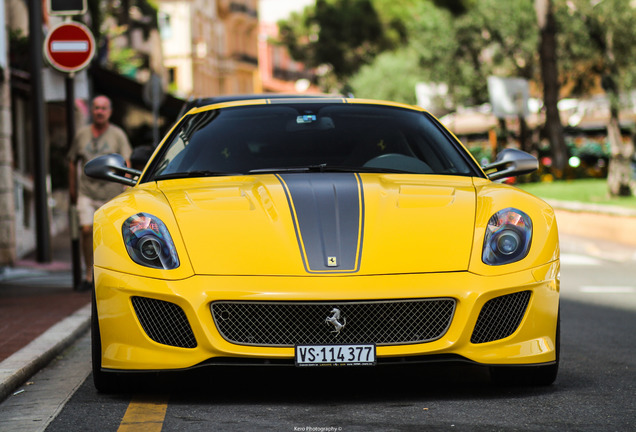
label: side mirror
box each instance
[482,148,538,181]
[84,153,141,187]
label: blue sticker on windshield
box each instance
[297,114,317,124]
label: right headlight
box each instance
[122,212,180,270]
[482,208,532,266]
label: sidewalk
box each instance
[0,200,635,403]
[0,229,91,402]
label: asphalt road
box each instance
[1,235,635,432]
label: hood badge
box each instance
[327,256,338,267]
[326,308,346,334]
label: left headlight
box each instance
[482,208,532,266]
[122,213,180,269]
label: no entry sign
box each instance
[44,21,95,73]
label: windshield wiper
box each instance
[248,164,327,174]
[154,170,240,180]
[248,165,412,174]
[321,166,412,174]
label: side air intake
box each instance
[471,291,531,344]
[131,297,197,348]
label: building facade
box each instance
[258,20,319,94]
[0,0,14,264]
[159,0,260,98]
[1,0,178,265]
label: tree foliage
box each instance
[555,0,636,195]
[349,48,422,105]
[352,0,636,108]
[555,0,636,97]
[278,0,403,91]
[88,0,158,74]
[431,0,477,16]
[349,2,453,102]
[351,0,539,107]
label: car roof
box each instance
[178,93,342,118]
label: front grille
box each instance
[470,291,532,344]
[211,299,456,347]
[131,296,197,348]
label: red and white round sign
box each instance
[44,22,96,73]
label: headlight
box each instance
[482,208,532,266]
[122,213,180,269]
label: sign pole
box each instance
[30,0,51,263]
[43,14,95,288]
[65,72,82,290]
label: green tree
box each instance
[431,0,477,16]
[354,0,570,174]
[352,1,539,107]
[349,2,455,103]
[557,0,636,196]
[278,0,402,92]
[349,48,421,104]
[87,0,158,75]
[450,0,538,103]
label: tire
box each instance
[91,288,126,393]
[490,309,560,386]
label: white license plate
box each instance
[295,344,376,367]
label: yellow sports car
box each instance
[85,96,559,392]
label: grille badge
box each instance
[326,308,346,334]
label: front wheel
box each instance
[91,289,126,393]
[490,310,560,386]
[490,362,558,386]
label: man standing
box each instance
[68,95,132,291]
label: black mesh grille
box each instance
[211,299,456,346]
[471,291,532,344]
[131,297,197,348]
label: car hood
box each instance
[159,173,477,276]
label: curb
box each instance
[546,199,636,217]
[0,303,91,402]
[547,200,636,248]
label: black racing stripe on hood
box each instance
[277,173,364,273]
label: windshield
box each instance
[143,103,480,181]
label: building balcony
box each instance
[234,53,258,66]
[218,0,258,20]
[230,1,258,18]
[272,67,316,83]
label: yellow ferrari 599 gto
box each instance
[85,96,559,392]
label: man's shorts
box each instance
[77,194,108,227]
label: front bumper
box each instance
[94,262,559,371]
